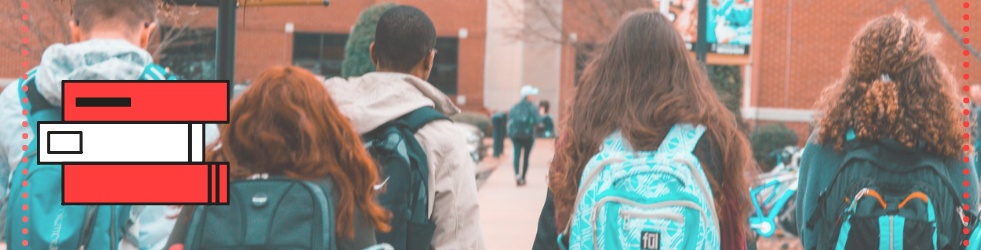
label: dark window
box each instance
[157,27,217,80]
[574,44,596,86]
[430,38,459,95]
[292,33,349,78]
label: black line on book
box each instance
[75,97,131,107]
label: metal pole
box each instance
[694,0,708,63]
[216,0,237,105]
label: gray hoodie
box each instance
[324,72,486,250]
[0,39,218,250]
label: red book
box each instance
[58,80,230,205]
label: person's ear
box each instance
[139,22,157,49]
[423,49,435,72]
[69,20,82,43]
[369,43,378,66]
[418,49,436,81]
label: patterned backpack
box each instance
[558,124,720,250]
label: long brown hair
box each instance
[815,12,963,158]
[550,10,756,245]
[207,66,391,238]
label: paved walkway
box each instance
[477,138,555,250]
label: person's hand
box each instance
[165,205,183,220]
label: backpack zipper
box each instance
[889,216,894,250]
[620,210,685,223]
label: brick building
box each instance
[747,0,980,141]
[0,0,489,112]
[546,0,979,143]
[3,0,978,139]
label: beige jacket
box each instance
[324,72,486,250]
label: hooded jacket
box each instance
[324,72,486,250]
[0,39,219,250]
[796,130,980,250]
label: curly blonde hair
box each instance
[815,12,964,157]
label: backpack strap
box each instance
[78,205,100,248]
[398,106,449,133]
[19,68,55,118]
[656,123,707,154]
[140,63,178,80]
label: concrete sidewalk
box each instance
[477,138,555,250]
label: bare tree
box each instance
[925,0,981,62]
[149,2,206,61]
[0,0,72,56]
[0,0,204,63]
[497,0,651,49]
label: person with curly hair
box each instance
[797,12,980,249]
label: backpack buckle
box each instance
[959,206,969,227]
[247,173,269,180]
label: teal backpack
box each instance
[559,124,720,250]
[5,64,175,249]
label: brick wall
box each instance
[754,0,981,141]
[1,0,487,112]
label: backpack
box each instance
[182,175,340,249]
[559,124,720,250]
[805,139,977,250]
[508,100,537,140]
[361,107,447,250]
[5,64,174,249]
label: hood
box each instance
[324,72,460,134]
[34,39,154,105]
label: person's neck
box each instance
[82,30,139,46]
[376,68,424,80]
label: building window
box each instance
[157,27,217,80]
[430,38,459,96]
[574,44,596,86]
[292,33,349,78]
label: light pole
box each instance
[171,0,330,107]
[694,0,708,64]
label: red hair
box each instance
[207,66,390,238]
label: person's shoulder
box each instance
[323,76,352,86]
[416,119,467,150]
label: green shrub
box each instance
[341,2,397,78]
[750,123,799,169]
[451,112,491,136]
[707,65,743,121]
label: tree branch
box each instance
[925,0,981,63]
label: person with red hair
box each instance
[166,66,391,249]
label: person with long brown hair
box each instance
[797,13,980,249]
[550,10,756,249]
[165,66,390,250]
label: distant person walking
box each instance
[539,100,554,138]
[491,111,507,158]
[509,85,542,186]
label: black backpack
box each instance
[183,176,339,250]
[507,101,536,140]
[362,107,447,250]
[806,139,978,250]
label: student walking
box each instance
[797,13,980,250]
[165,66,390,250]
[549,10,756,250]
[0,0,219,249]
[509,85,542,186]
[323,5,486,250]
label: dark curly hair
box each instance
[815,12,964,158]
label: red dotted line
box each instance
[964,1,972,247]
[18,1,28,248]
